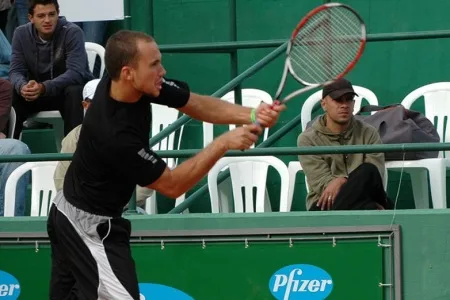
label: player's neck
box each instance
[110,81,142,103]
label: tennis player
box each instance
[47,29,285,299]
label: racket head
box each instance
[286,3,366,86]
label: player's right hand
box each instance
[219,124,262,151]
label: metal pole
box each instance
[3,143,450,163]
[158,30,450,53]
[148,0,154,36]
[229,0,242,105]
[123,0,132,30]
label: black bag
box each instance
[354,104,440,161]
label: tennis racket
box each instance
[272,2,366,106]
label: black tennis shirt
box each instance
[63,76,190,217]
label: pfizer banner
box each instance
[0,239,383,299]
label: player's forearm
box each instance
[181,93,253,125]
[149,137,229,199]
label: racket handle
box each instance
[252,100,281,126]
[271,100,281,108]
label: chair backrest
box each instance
[151,104,184,169]
[400,82,450,158]
[301,85,379,131]
[208,156,290,213]
[4,161,58,216]
[203,88,273,147]
[8,107,16,138]
[85,42,106,78]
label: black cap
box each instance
[322,78,358,100]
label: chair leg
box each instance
[264,187,272,212]
[409,170,430,209]
[218,177,233,213]
[145,194,158,214]
[174,194,188,214]
[287,170,298,212]
[428,165,447,209]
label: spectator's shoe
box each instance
[23,120,53,130]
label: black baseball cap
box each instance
[322,78,358,100]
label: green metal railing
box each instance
[2,143,450,163]
[2,143,450,214]
[158,30,450,53]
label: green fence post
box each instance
[148,0,154,36]
[229,0,242,105]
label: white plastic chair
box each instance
[8,107,16,138]
[287,161,308,211]
[301,85,379,131]
[25,43,106,150]
[85,42,106,78]
[208,156,290,213]
[203,88,274,212]
[4,161,58,216]
[385,82,450,209]
[203,88,273,147]
[145,104,186,214]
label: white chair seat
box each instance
[384,82,450,209]
[4,161,58,216]
[85,42,106,78]
[208,156,290,213]
[203,88,274,212]
[386,158,446,209]
[287,161,307,211]
[145,103,185,214]
[30,111,62,119]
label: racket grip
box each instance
[252,100,280,126]
[271,100,281,108]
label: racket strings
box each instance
[298,11,360,79]
[289,6,364,84]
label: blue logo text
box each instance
[269,264,333,300]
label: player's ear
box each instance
[121,66,133,81]
[320,98,327,111]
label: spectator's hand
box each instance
[0,132,5,139]
[254,102,286,128]
[21,80,43,101]
[218,124,262,151]
[317,177,347,210]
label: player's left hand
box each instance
[255,101,286,127]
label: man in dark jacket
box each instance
[9,0,94,138]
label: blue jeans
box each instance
[14,0,28,26]
[0,139,30,216]
[75,21,108,45]
[5,0,28,42]
[0,64,8,79]
[0,30,11,64]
